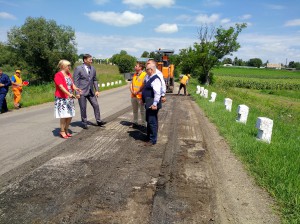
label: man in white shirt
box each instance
[142,63,162,146]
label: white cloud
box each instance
[75,32,196,58]
[94,0,109,5]
[0,12,16,20]
[234,33,300,64]
[195,13,220,24]
[176,14,193,22]
[240,14,252,20]
[122,0,175,8]
[85,11,143,27]
[284,19,300,27]
[155,23,178,33]
[221,18,231,24]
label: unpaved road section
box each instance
[0,95,280,223]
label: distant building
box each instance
[266,63,281,69]
[223,63,233,67]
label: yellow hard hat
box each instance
[15,70,21,73]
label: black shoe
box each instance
[97,121,107,126]
[82,124,88,129]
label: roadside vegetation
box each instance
[5,63,126,110]
[188,66,300,224]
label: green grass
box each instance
[5,63,126,109]
[188,68,300,223]
[213,67,300,79]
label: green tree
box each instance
[222,57,233,64]
[111,50,136,73]
[0,42,16,68]
[7,17,77,82]
[141,51,149,57]
[180,23,247,84]
[247,58,263,68]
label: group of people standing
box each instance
[130,59,166,146]
[54,55,166,145]
[0,68,25,114]
[54,54,106,139]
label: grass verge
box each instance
[188,79,300,223]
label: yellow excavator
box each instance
[155,49,175,93]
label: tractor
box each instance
[155,49,175,93]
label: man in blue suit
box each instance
[73,54,106,129]
[0,68,12,114]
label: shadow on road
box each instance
[120,120,148,142]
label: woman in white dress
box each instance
[54,60,81,138]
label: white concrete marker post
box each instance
[203,89,208,98]
[236,104,249,124]
[224,98,233,111]
[200,87,205,96]
[107,82,110,87]
[119,80,122,84]
[111,81,114,86]
[115,81,118,85]
[256,117,273,144]
[196,85,200,94]
[209,92,217,102]
[101,83,105,88]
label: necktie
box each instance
[87,67,91,80]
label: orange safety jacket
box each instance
[131,71,146,99]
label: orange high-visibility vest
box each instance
[180,75,189,85]
[131,71,146,99]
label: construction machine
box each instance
[155,49,175,93]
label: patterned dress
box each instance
[54,76,75,118]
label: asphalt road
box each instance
[0,84,280,223]
[0,84,131,177]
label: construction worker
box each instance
[178,74,190,96]
[11,69,23,109]
[130,62,147,127]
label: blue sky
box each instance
[1,0,300,64]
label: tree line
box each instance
[1,17,298,86]
[222,57,300,69]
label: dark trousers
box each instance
[78,94,101,124]
[178,83,186,95]
[146,108,159,144]
[0,93,8,113]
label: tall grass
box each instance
[5,63,126,110]
[189,67,300,223]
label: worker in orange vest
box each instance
[11,69,23,109]
[178,74,190,96]
[130,62,147,127]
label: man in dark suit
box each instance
[0,68,12,114]
[73,54,106,129]
[142,63,162,146]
